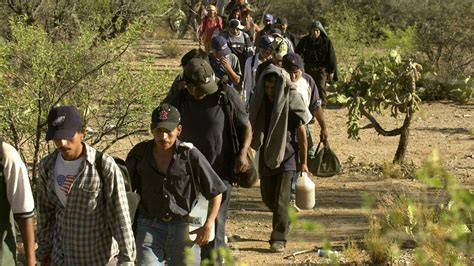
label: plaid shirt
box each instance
[36,143,135,265]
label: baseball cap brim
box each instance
[216,47,231,56]
[46,128,77,141]
[196,79,218,95]
[151,121,179,131]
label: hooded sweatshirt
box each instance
[249,64,312,170]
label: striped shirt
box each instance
[36,143,136,265]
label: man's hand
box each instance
[320,128,328,142]
[218,56,231,71]
[300,163,309,173]
[190,222,214,246]
[234,153,249,174]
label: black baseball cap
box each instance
[183,58,218,95]
[282,53,304,71]
[150,103,181,131]
[46,106,83,141]
[258,35,274,49]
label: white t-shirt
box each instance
[294,75,312,110]
[54,153,84,206]
[1,141,34,218]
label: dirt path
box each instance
[132,38,473,264]
[225,100,473,264]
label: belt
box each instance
[161,215,173,222]
[160,215,202,224]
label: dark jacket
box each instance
[295,28,338,81]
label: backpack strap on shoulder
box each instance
[95,150,104,183]
[179,142,199,197]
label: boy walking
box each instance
[36,106,135,265]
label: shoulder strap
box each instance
[218,89,240,155]
[184,148,199,199]
[95,150,104,183]
[251,54,257,69]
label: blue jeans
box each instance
[200,180,232,263]
[135,216,200,266]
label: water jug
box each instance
[295,172,315,209]
[188,193,215,241]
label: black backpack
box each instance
[217,84,258,188]
[95,151,140,222]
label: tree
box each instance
[336,50,422,164]
[0,14,174,180]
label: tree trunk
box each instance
[393,116,411,164]
[394,71,417,164]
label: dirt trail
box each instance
[131,38,473,264]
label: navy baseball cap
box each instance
[263,13,273,21]
[258,35,274,49]
[46,106,83,141]
[211,36,231,56]
[282,53,304,71]
[151,103,181,131]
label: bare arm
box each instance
[191,194,222,245]
[234,121,252,174]
[219,56,241,85]
[297,124,309,173]
[312,106,328,141]
[16,217,36,266]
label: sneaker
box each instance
[270,241,285,253]
[290,199,301,213]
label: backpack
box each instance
[95,151,140,222]
[217,84,258,188]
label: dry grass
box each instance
[342,240,366,264]
[161,39,186,58]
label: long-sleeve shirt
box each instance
[36,143,136,265]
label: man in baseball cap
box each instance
[282,53,328,212]
[183,58,218,100]
[150,103,181,132]
[263,13,273,25]
[38,105,136,265]
[209,36,242,89]
[46,105,83,141]
[127,102,227,264]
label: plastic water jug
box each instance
[295,172,315,209]
[188,193,215,241]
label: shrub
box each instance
[161,39,186,58]
[364,150,473,265]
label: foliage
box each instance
[365,151,473,265]
[1,0,170,42]
[418,73,473,104]
[364,216,394,264]
[335,50,422,163]
[0,18,174,179]
[380,25,417,56]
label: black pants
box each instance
[305,64,327,106]
[260,171,294,244]
[200,180,232,262]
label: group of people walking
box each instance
[1,2,339,265]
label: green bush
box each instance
[365,150,473,265]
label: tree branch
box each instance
[360,107,405,136]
